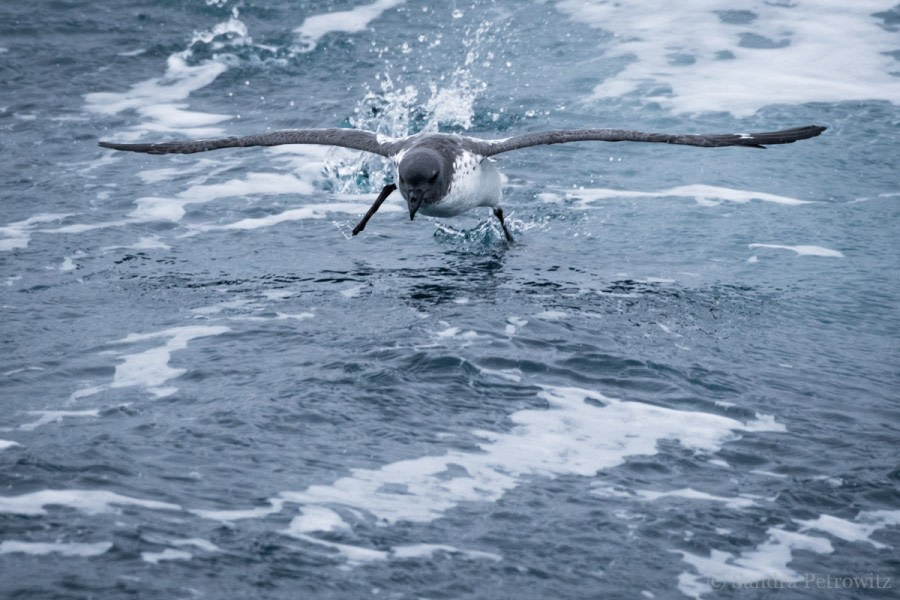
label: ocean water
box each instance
[1,1,898,598]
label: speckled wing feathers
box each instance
[467,125,827,156]
[99,128,399,157]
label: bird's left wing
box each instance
[99,128,400,157]
[466,125,826,156]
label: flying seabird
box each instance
[99,124,826,241]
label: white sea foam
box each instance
[0,440,21,451]
[0,213,73,252]
[140,533,221,554]
[0,540,112,557]
[85,14,258,138]
[262,290,293,301]
[748,243,844,257]
[678,510,900,596]
[390,544,502,562]
[270,145,353,184]
[797,510,900,550]
[68,326,229,401]
[226,312,316,323]
[193,300,313,321]
[535,310,568,321]
[130,172,317,223]
[0,489,180,516]
[294,0,407,52]
[476,366,523,383]
[555,0,900,116]
[191,201,401,232]
[849,193,900,204]
[192,501,283,522]
[288,506,350,534]
[340,285,365,299]
[677,527,834,598]
[292,533,390,563]
[283,529,501,565]
[19,409,100,431]
[749,469,788,479]
[109,326,230,397]
[196,385,782,565]
[69,386,108,401]
[117,48,146,57]
[556,184,812,208]
[432,325,483,347]
[59,252,86,272]
[810,475,843,487]
[593,485,762,512]
[136,161,213,184]
[100,236,170,251]
[508,316,528,329]
[37,163,360,239]
[44,220,132,236]
[141,548,193,563]
[86,54,230,137]
[635,488,757,509]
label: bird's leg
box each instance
[493,207,513,242]
[352,183,397,236]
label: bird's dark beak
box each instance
[408,196,422,221]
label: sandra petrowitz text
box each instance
[708,573,892,591]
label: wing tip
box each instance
[752,124,827,148]
[791,124,827,140]
[99,141,140,151]
[98,140,168,154]
[802,124,827,137]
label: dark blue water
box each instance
[2,1,898,598]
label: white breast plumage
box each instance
[418,152,502,218]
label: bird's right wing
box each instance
[99,128,400,157]
[467,125,827,156]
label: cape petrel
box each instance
[100,124,826,241]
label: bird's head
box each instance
[397,149,449,220]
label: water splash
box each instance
[323,74,427,194]
[433,218,513,252]
[323,20,495,194]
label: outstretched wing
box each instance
[99,128,399,157]
[467,125,826,156]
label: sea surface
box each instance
[1,1,899,598]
